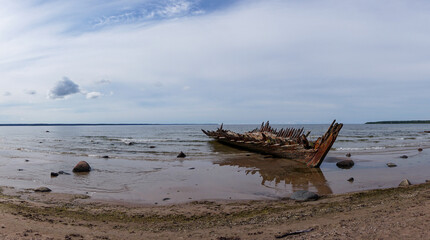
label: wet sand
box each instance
[1,182,429,239]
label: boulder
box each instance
[177,151,186,158]
[34,187,51,192]
[290,190,319,202]
[386,163,397,168]
[73,161,91,172]
[399,179,411,187]
[336,160,355,169]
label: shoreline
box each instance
[1,182,429,239]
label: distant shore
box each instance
[0,182,429,239]
[366,120,430,124]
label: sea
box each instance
[0,123,429,204]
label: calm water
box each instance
[0,123,429,204]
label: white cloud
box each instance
[48,77,80,99]
[25,90,37,95]
[86,91,102,99]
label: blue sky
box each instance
[1,0,430,124]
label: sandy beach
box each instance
[1,181,429,240]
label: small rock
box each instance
[58,171,70,175]
[177,151,186,158]
[400,155,408,159]
[336,160,355,169]
[149,146,156,149]
[347,177,354,182]
[346,153,352,157]
[188,167,195,170]
[386,163,397,167]
[25,159,29,162]
[162,198,170,201]
[46,131,50,133]
[418,148,423,152]
[34,187,51,192]
[290,190,319,202]
[50,172,59,177]
[126,142,135,146]
[73,161,91,172]
[399,179,411,187]
[17,169,23,171]
[102,155,109,159]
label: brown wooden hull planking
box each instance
[202,120,343,168]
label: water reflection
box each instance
[210,141,333,195]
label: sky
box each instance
[1,0,430,124]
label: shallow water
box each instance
[0,124,429,204]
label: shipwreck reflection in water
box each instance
[210,141,333,195]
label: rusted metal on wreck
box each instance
[202,120,343,168]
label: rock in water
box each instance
[34,187,51,192]
[400,155,408,159]
[346,153,352,157]
[418,148,423,152]
[50,172,59,177]
[290,190,319,202]
[336,160,355,169]
[399,179,411,187]
[73,161,91,172]
[386,163,397,168]
[347,177,354,182]
[177,151,186,158]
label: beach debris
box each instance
[346,153,352,157]
[202,120,343,168]
[73,161,91,172]
[290,190,319,202]
[336,160,355,169]
[399,179,411,187]
[386,163,397,168]
[34,187,52,192]
[347,177,354,182]
[50,172,59,177]
[418,148,423,152]
[275,228,314,238]
[177,151,186,158]
[400,155,408,159]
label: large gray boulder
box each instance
[290,190,319,202]
[73,161,91,172]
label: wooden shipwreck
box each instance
[202,120,343,168]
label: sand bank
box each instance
[0,182,429,239]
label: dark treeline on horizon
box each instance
[366,120,430,124]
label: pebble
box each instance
[386,163,397,168]
[34,187,52,192]
[399,179,411,187]
[290,190,319,202]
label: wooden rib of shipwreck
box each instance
[202,120,343,168]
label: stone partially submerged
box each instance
[202,120,343,168]
[73,161,91,172]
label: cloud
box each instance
[48,77,80,99]
[86,91,102,99]
[3,92,11,96]
[96,79,111,84]
[25,90,37,95]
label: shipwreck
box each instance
[202,120,343,168]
